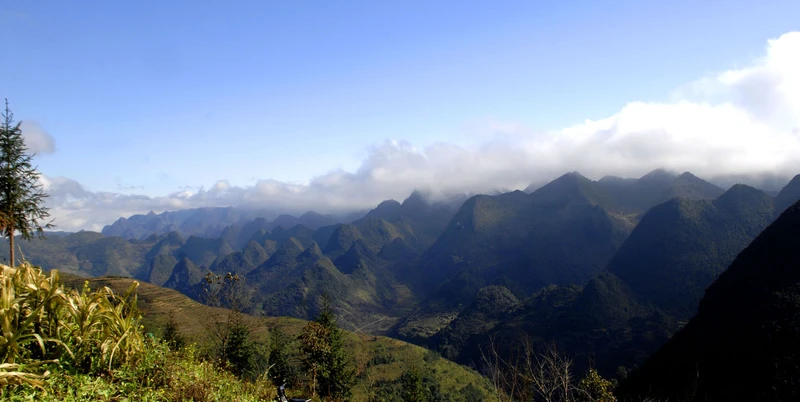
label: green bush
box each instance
[5,340,276,401]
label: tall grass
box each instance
[0,262,144,393]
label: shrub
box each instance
[268,328,297,387]
[161,312,185,351]
[577,368,617,402]
[299,299,356,400]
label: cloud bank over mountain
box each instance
[42,32,800,232]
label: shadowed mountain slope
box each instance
[774,174,800,218]
[618,200,800,402]
[425,184,775,376]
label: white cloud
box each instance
[20,120,56,155]
[43,31,800,232]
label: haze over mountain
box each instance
[101,206,357,240]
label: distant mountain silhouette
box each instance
[101,207,360,240]
[175,235,234,268]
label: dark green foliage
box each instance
[618,200,800,401]
[398,364,445,402]
[0,100,54,267]
[161,312,185,350]
[401,366,426,402]
[9,337,279,401]
[314,299,356,400]
[424,374,444,402]
[224,324,255,377]
[461,383,483,402]
[268,328,297,387]
[577,368,617,402]
[197,272,265,381]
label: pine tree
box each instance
[299,321,328,398]
[401,366,426,402]
[224,324,255,377]
[162,311,185,350]
[0,100,53,267]
[306,297,355,401]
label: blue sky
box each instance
[1,1,800,230]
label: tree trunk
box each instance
[9,226,14,268]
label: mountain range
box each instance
[393,170,725,342]
[426,183,776,376]
[101,206,368,240]
[8,168,800,387]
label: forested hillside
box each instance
[618,199,800,401]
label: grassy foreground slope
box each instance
[60,274,494,401]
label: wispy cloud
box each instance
[20,120,56,155]
[42,32,800,232]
